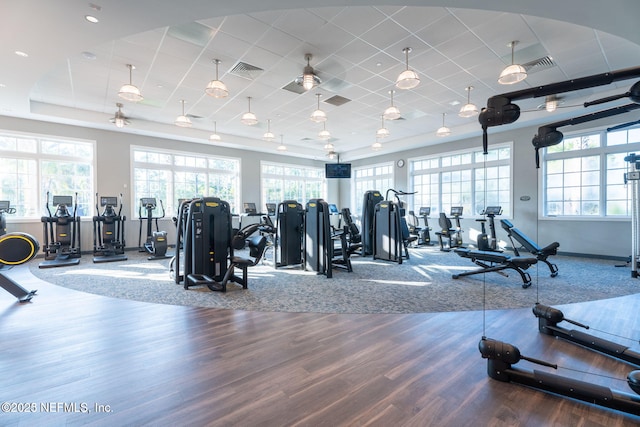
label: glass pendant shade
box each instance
[395,48,420,90]
[241,97,258,125]
[118,64,143,102]
[324,142,334,151]
[376,116,389,138]
[296,54,321,91]
[277,135,287,151]
[263,119,275,141]
[111,103,129,128]
[436,113,450,137]
[545,96,558,112]
[498,41,527,85]
[383,90,401,120]
[310,93,327,123]
[205,59,229,98]
[372,141,382,151]
[175,100,192,128]
[318,122,331,140]
[209,121,221,142]
[458,86,478,118]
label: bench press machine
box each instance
[452,247,538,288]
[500,219,559,277]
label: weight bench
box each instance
[452,248,538,288]
[500,219,559,277]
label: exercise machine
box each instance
[625,153,640,278]
[92,193,127,263]
[479,337,640,416]
[533,303,640,366]
[340,208,363,255]
[476,206,502,252]
[39,192,81,268]
[373,200,404,264]
[171,198,196,284]
[361,190,384,256]
[500,219,559,277]
[0,232,39,302]
[452,247,538,288]
[180,197,234,292]
[138,197,170,260]
[417,207,434,246]
[304,199,352,277]
[435,207,464,251]
[0,200,16,235]
[274,200,304,268]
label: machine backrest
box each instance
[439,213,452,231]
[341,208,360,235]
[247,235,268,262]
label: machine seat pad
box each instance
[539,241,560,255]
[455,247,537,268]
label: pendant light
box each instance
[263,119,275,141]
[118,64,143,102]
[383,90,401,120]
[436,113,451,137]
[458,86,479,118]
[395,47,420,90]
[323,141,334,152]
[310,93,327,123]
[205,59,229,98]
[241,97,258,125]
[209,121,221,142]
[498,40,527,85]
[372,138,383,151]
[175,100,192,128]
[376,115,390,139]
[110,103,130,128]
[295,54,321,91]
[318,121,331,140]
[277,134,287,151]
[545,95,558,112]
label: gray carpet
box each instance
[28,246,640,314]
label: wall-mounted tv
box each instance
[325,163,351,179]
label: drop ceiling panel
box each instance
[330,6,389,37]
[218,14,271,45]
[388,6,450,33]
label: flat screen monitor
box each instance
[0,201,9,211]
[100,196,118,207]
[419,207,430,216]
[52,195,73,206]
[266,203,276,215]
[328,204,339,214]
[325,163,351,179]
[244,202,257,214]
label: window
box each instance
[132,147,240,216]
[0,131,94,218]
[542,128,640,217]
[261,161,325,209]
[351,162,394,217]
[409,144,512,218]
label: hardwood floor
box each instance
[2,265,640,426]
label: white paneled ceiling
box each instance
[3,1,640,161]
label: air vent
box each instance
[522,55,556,73]
[167,22,212,47]
[282,81,306,94]
[229,61,264,81]
[324,95,351,106]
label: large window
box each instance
[351,162,394,217]
[410,144,512,218]
[542,128,640,217]
[132,147,240,216]
[0,131,95,218]
[261,161,325,209]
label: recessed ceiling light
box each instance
[85,15,99,23]
[14,51,28,58]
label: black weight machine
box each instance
[138,197,170,260]
[0,201,38,301]
[372,189,416,264]
[274,200,305,268]
[304,199,352,277]
[92,193,127,263]
[361,190,384,256]
[436,206,464,251]
[476,206,502,252]
[39,192,81,268]
[477,66,640,418]
[0,200,16,235]
[500,219,559,277]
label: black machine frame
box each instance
[92,193,127,263]
[39,192,81,268]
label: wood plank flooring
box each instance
[1,265,640,426]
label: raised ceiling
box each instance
[2,0,640,161]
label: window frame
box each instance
[260,160,326,210]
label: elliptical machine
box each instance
[417,207,434,246]
[39,192,82,268]
[92,193,127,263]
[138,197,170,260]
